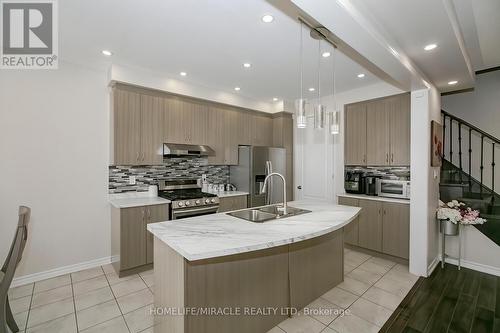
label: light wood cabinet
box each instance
[111,203,169,276]
[358,199,383,252]
[338,197,359,246]
[366,100,390,165]
[273,113,294,201]
[141,95,164,165]
[207,106,226,165]
[344,93,410,167]
[252,115,273,146]
[382,202,409,259]
[113,89,142,165]
[218,195,248,213]
[344,103,367,165]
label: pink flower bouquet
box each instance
[437,200,487,225]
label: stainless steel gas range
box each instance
[157,178,220,220]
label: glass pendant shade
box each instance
[314,104,325,129]
[296,99,307,128]
[329,111,340,134]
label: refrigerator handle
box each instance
[266,161,273,205]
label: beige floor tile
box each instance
[321,327,338,333]
[80,316,129,333]
[347,267,383,285]
[267,326,285,333]
[111,276,148,298]
[105,271,138,285]
[26,313,77,333]
[71,266,104,283]
[336,277,371,296]
[117,288,153,314]
[328,313,380,333]
[73,275,109,296]
[76,299,121,331]
[138,269,153,278]
[366,256,396,270]
[344,251,371,266]
[362,286,404,311]
[343,263,356,274]
[14,310,29,330]
[302,297,343,326]
[385,266,419,284]
[148,285,154,294]
[321,287,358,309]
[75,286,114,311]
[27,297,75,328]
[31,284,73,308]
[34,275,71,293]
[348,298,392,327]
[278,314,325,333]
[9,283,34,300]
[101,264,116,275]
[123,304,154,333]
[358,260,391,275]
[140,273,154,287]
[374,275,413,298]
[10,295,32,314]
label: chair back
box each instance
[0,206,31,294]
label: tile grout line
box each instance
[102,265,132,333]
[69,272,80,332]
[22,283,35,332]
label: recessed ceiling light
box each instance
[243,63,251,68]
[273,97,279,102]
[424,43,438,51]
[102,50,113,56]
[180,72,187,76]
[322,52,331,58]
[357,73,365,78]
[308,87,315,92]
[234,87,241,91]
[262,15,274,23]
[448,80,458,85]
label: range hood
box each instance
[163,143,215,157]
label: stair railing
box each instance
[441,110,499,203]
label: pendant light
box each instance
[296,21,307,129]
[329,47,340,135]
[314,38,325,129]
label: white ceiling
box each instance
[59,0,380,105]
[348,0,500,92]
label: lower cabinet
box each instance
[338,197,409,259]
[218,195,248,213]
[111,203,169,276]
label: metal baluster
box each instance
[458,123,463,182]
[468,128,472,192]
[449,118,453,163]
[492,142,496,202]
[480,136,484,198]
[442,115,446,160]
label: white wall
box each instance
[440,70,500,276]
[409,88,441,277]
[0,61,110,281]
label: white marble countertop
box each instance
[109,192,170,208]
[338,193,410,205]
[147,200,361,261]
[216,191,249,198]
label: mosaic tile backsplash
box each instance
[345,166,410,180]
[109,157,229,193]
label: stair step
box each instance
[462,192,493,200]
[439,182,469,187]
[481,214,500,220]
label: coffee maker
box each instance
[344,170,365,194]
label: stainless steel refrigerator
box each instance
[230,146,286,208]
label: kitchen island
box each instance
[147,200,361,333]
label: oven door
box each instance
[171,205,219,220]
[377,181,406,199]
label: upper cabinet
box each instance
[345,93,410,166]
[111,84,290,166]
[344,103,367,165]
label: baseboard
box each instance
[441,256,500,277]
[427,256,440,276]
[11,256,117,288]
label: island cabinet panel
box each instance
[289,230,344,310]
[382,202,410,259]
[344,103,367,165]
[217,195,248,213]
[338,197,359,246]
[358,199,383,252]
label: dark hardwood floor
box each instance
[380,264,500,333]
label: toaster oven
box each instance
[376,179,410,199]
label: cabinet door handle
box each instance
[141,208,145,220]
[141,152,145,162]
[147,208,151,220]
[136,152,140,161]
[386,153,389,163]
[391,153,394,163]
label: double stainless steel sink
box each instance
[227,205,311,223]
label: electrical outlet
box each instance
[129,176,136,185]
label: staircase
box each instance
[440,110,500,245]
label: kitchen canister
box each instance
[148,185,158,197]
